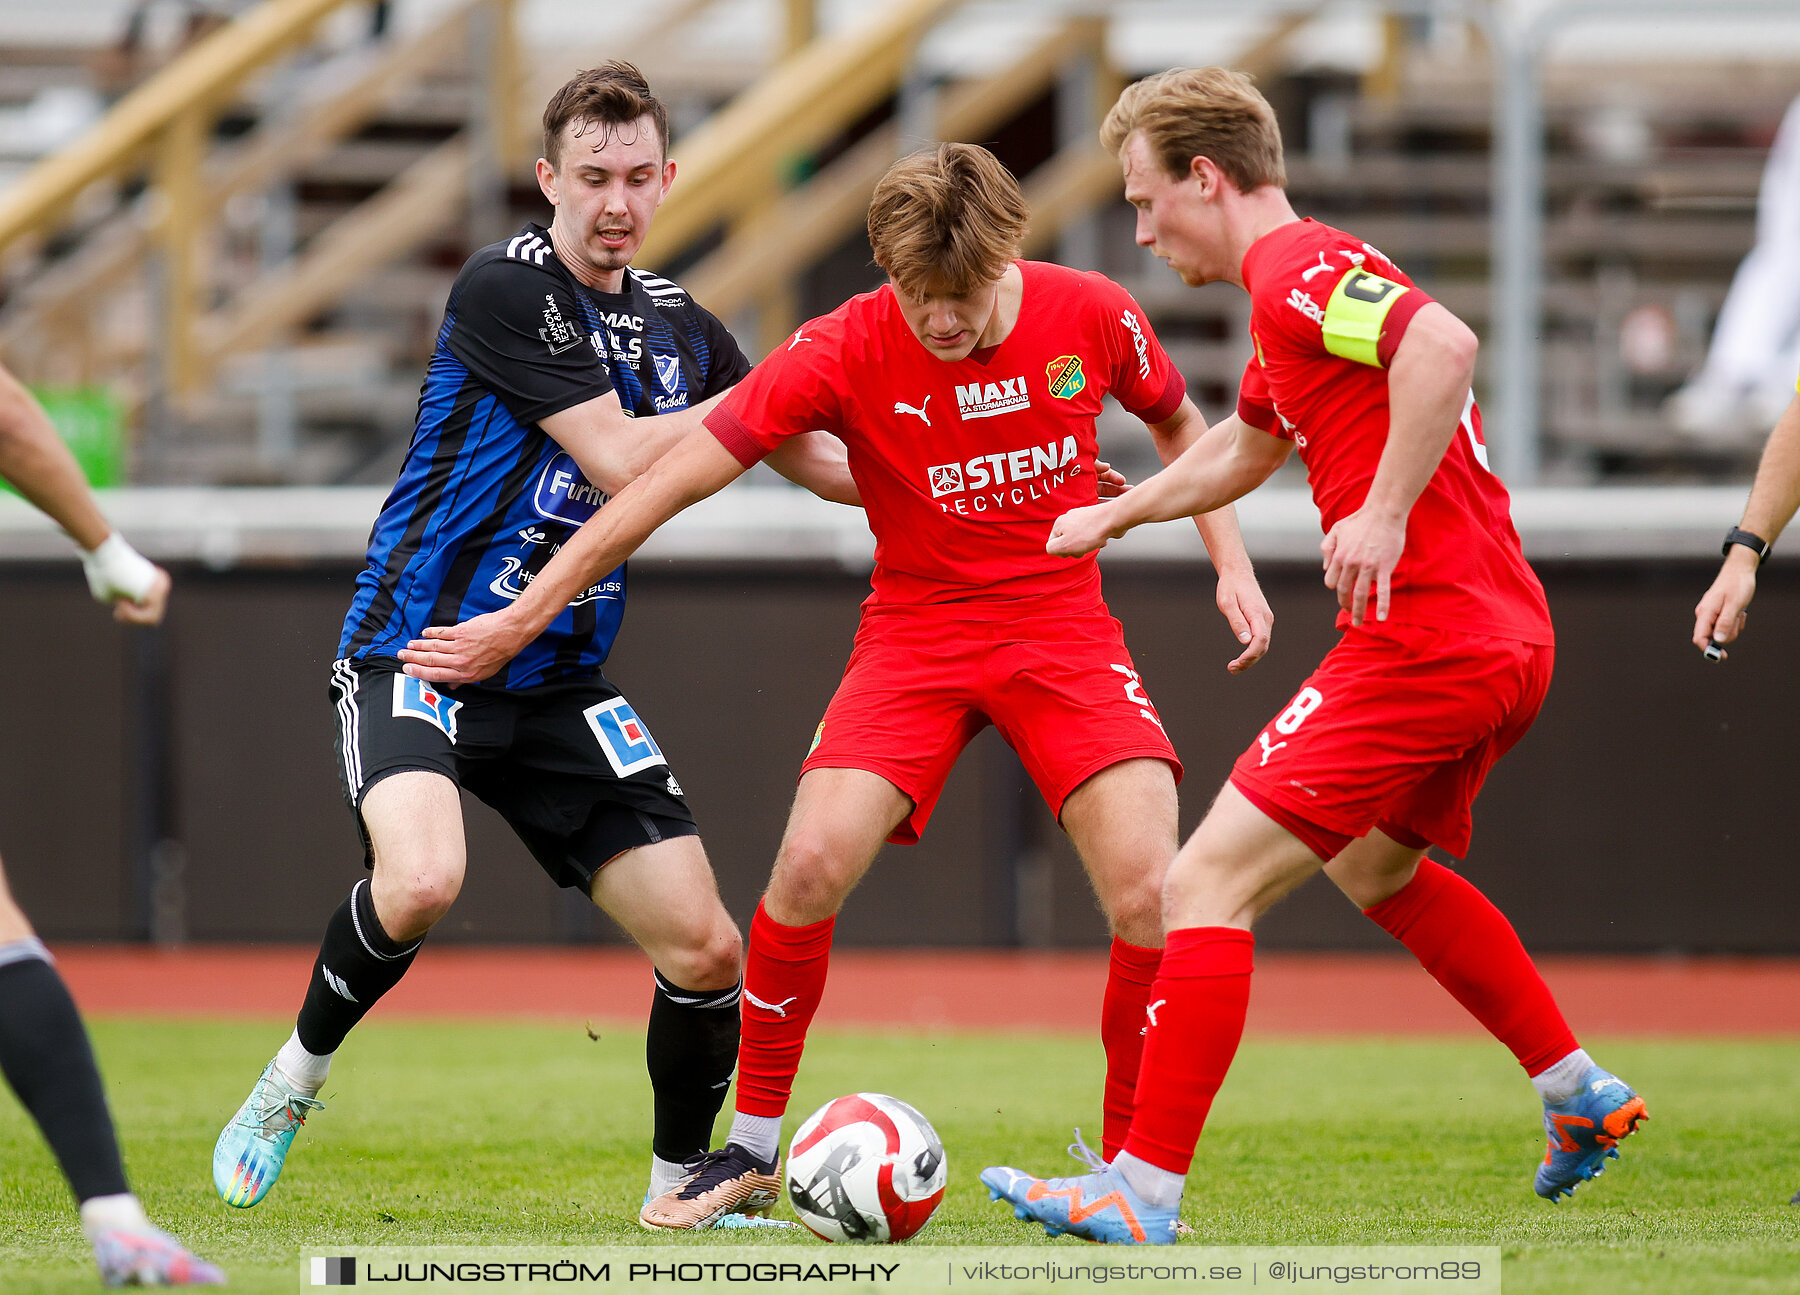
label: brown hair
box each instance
[867,143,1029,298]
[1101,67,1285,192]
[541,61,669,167]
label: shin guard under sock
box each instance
[1363,861,1578,1076]
[294,879,422,1056]
[733,901,834,1120]
[0,943,130,1202]
[1101,937,1162,1161]
[1120,926,1254,1176]
[646,971,741,1164]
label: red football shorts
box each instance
[1229,621,1553,861]
[803,609,1182,844]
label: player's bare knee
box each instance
[768,833,857,922]
[1107,877,1166,945]
[376,863,462,936]
[667,925,741,991]
[1163,852,1261,928]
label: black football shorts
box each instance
[327,656,696,889]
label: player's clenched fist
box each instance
[399,611,531,684]
[1048,502,1122,557]
[1692,549,1757,660]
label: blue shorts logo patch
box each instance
[392,674,462,742]
[584,697,666,777]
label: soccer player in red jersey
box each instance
[981,68,1648,1244]
[398,142,1274,1228]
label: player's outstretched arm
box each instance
[0,362,169,624]
[1322,302,1475,626]
[1047,412,1289,558]
[549,390,861,508]
[399,428,748,683]
[1694,391,1800,658]
[541,388,730,498]
[765,430,861,505]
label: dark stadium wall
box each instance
[1,558,1794,953]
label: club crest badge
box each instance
[1046,354,1087,400]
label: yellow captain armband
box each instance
[1321,270,1411,367]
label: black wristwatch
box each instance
[1723,526,1771,564]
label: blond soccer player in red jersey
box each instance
[397,142,1275,1228]
[981,68,1649,1245]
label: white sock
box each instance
[274,1029,333,1095]
[726,1112,782,1166]
[1531,1048,1595,1104]
[648,1155,690,1200]
[78,1192,149,1243]
[1112,1152,1184,1210]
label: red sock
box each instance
[1364,860,1577,1076]
[734,901,835,1118]
[1120,926,1254,1175]
[1101,937,1161,1161]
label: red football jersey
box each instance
[707,261,1186,612]
[1237,219,1553,645]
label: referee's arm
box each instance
[1694,391,1800,656]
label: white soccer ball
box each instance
[786,1092,947,1243]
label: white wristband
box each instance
[81,532,159,604]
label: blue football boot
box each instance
[1534,1066,1648,1201]
[213,1059,324,1207]
[982,1134,1179,1245]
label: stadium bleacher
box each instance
[0,0,1794,487]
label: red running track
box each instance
[47,945,1800,1036]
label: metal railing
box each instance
[0,0,519,407]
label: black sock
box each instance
[0,945,130,1202]
[294,879,423,1055]
[646,972,741,1163]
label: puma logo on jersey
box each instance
[1258,731,1288,766]
[322,966,357,1002]
[788,332,812,349]
[744,989,799,1018]
[894,396,932,426]
[1301,251,1335,281]
[1145,998,1167,1027]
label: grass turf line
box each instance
[0,1021,1794,1294]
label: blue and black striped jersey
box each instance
[338,222,751,689]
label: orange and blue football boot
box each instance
[1534,1065,1648,1201]
[212,1059,324,1208]
[981,1135,1178,1245]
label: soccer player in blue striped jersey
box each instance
[212,63,859,1222]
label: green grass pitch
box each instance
[1,1020,1795,1293]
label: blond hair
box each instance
[1102,67,1285,192]
[867,143,1029,298]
